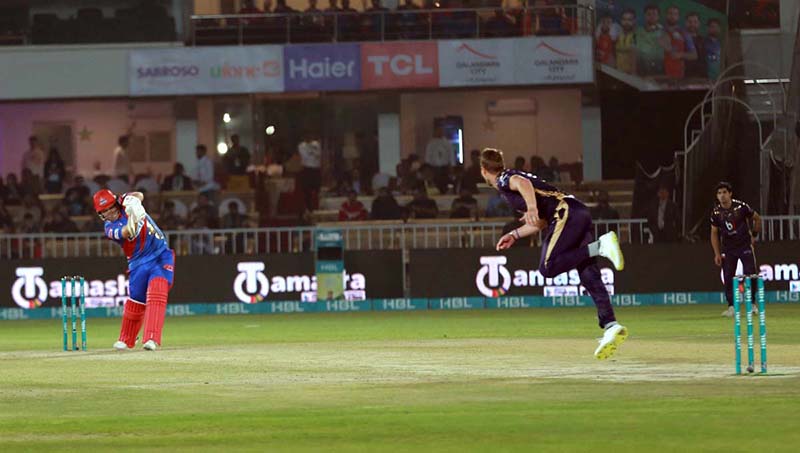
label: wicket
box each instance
[61,276,87,351]
[732,275,766,374]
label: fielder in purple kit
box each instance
[480,148,628,359]
[710,182,762,317]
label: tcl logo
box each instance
[361,42,438,89]
[367,54,433,76]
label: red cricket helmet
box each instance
[93,189,117,214]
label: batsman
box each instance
[93,189,174,351]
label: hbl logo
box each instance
[233,262,270,304]
[12,267,49,309]
[475,256,511,298]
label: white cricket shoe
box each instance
[722,306,734,317]
[143,340,158,351]
[598,231,625,271]
[594,323,628,360]
[752,306,759,315]
[113,340,131,351]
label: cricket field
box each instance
[1,305,799,452]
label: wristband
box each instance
[511,229,520,240]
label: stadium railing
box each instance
[189,5,594,46]
[0,218,650,259]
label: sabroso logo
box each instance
[137,65,199,78]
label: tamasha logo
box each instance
[361,42,438,89]
[232,261,366,304]
[474,255,614,297]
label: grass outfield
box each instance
[1,305,799,452]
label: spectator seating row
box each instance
[193,8,575,46]
[30,7,175,45]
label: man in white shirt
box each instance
[298,135,322,211]
[113,135,132,183]
[424,126,454,194]
[22,136,45,187]
[193,144,220,195]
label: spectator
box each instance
[484,9,516,38]
[302,0,324,33]
[20,168,41,196]
[371,171,391,193]
[635,4,665,77]
[193,145,220,195]
[0,198,13,231]
[538,157,560,182]
[591,190,620,236]
[486,192,513,218]
[18,212,40,234]
[273,0,296,14]
[43,208,79,233]
[43,148,66,194]
[529,155,546,177]
[647,185,680,243]
[81,213,104,233]
[5,173,24,205]
[337,0,359,40]
[396,0,422,40]
[161,163,194,191]
[615,8,637,74]
[63,176,91,216]
[590,191,620,220]
[0,176,7,202]
[222,201,248,228]
[462,149,482,192]
[19,194,44,224]
[406,187,439,219]
[596,14,616,66]
[425,126,454,194]
[398,154,422,194]
[222,201,248,252]
[705,18,722,80]
[371,186,403,220]
[188,192,219,229]
[225,134,251,191]
[325,0,340,12]
[21,136,45,189]
[338,190,368,221]
[298,134,322,211]
[240,0,262,13]
[450,186,478,219]
[513,156,526,171]
[663,5,696,80]
[113,135,132,183]
[450,164,467,194]
[158,200,184,231]
[364,0,389,41]
[418,164,438,196]
[684,12,707,78]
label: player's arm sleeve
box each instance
[105,224,125,241]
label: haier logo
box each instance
[232,261,366,304]
[284,44,360,91]
[288,58,354,79]
[11,267,48,309]
[474,256,614,297]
